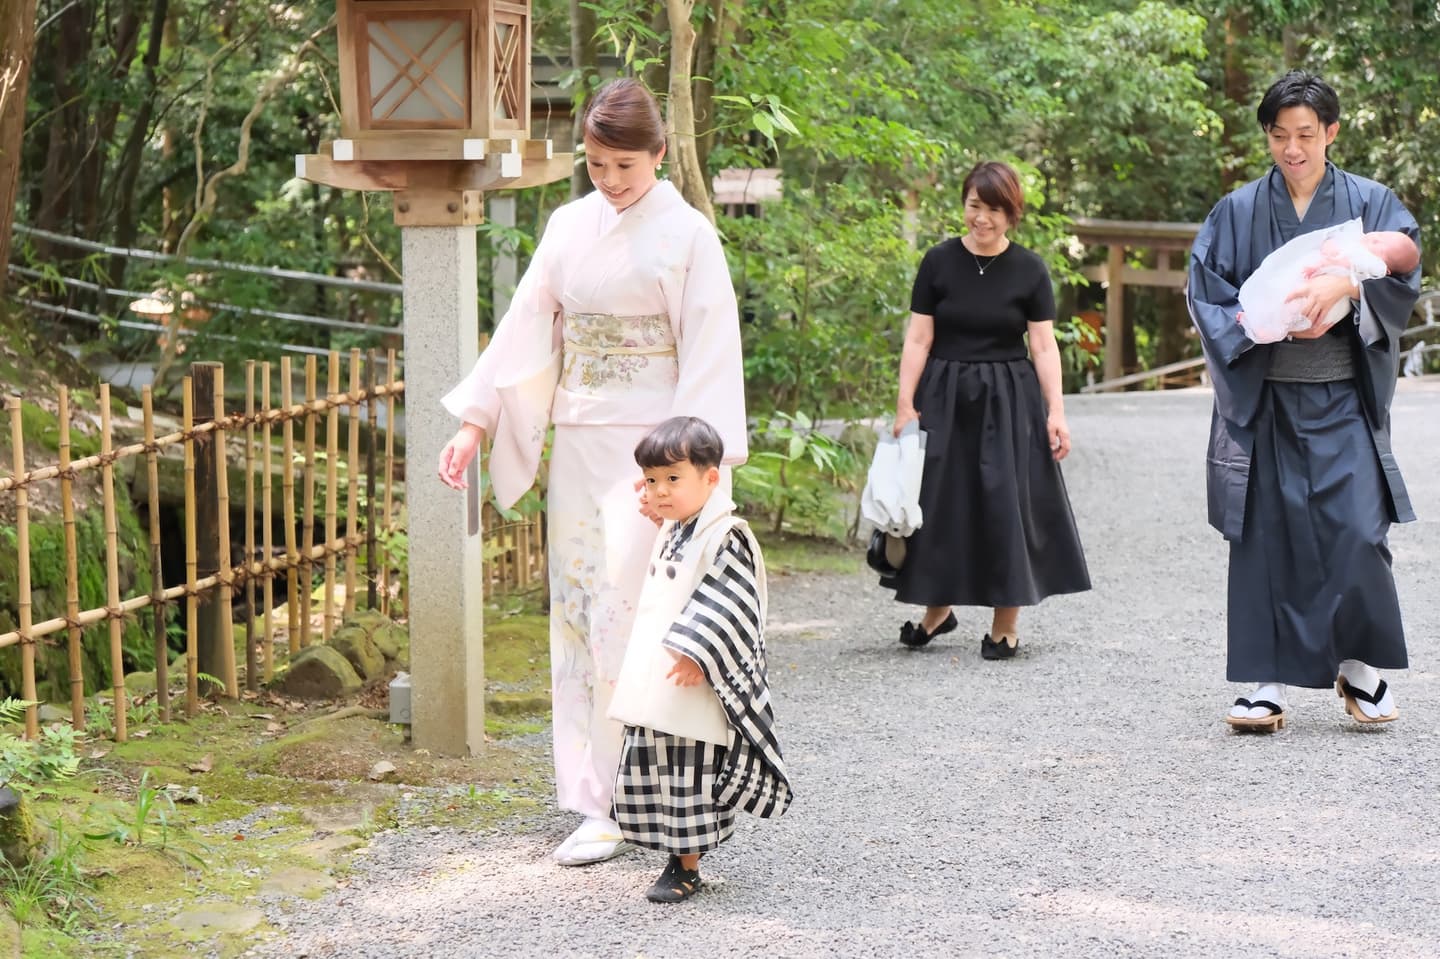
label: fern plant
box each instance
[0,699,81,795]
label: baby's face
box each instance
[1362,232,1420,273]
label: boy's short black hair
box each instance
[1258,70,1340,130]
[634,416,724,471]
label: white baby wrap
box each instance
[1237,218,1388,344]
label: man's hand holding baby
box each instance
[1283,272,1359,338]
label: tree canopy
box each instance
[3,0,1438,411]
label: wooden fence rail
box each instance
[3,350,550,742]
[1,350,405,740]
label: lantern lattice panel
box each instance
[364,13,471,127]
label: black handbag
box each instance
[865,528,907,577]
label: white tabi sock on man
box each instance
[1338,660,1396,720]
[1229,682,1286,720]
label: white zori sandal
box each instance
[1225,697,1286,733]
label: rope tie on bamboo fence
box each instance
[0,382,407,494]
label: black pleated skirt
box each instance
[1226,380,1407,687]
[890,357,1090,608]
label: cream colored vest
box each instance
[607,494,761,745]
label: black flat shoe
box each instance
[980,633,1019,660]
[646,855,702,903]
[899,611,958,648]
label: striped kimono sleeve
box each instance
[663,530,793,819]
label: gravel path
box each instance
[253,384,1440,959]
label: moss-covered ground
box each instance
[5,602,554,959]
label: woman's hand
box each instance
[1284,273,1357,338]
[437,424,484,490]
[666,655,705,687]
[1047,410,1071,461]
[635,477,663,527]
[893,405,920,438]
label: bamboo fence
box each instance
[1,350,548,741]
[0,351,404,739]
[2,347,550,734]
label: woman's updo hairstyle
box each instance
[582,78,666,154]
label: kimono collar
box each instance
[657,489,738,562]
[1252,161,1355,264]
[616,179,683,224]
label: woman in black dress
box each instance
[890,161,1090,658]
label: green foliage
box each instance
[735,413,860,537]
[0,819,95,933]
[0,700,81,796]
[83,770,208,869]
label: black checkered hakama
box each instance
[613,726,735,854]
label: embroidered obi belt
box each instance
[552,311,679,426]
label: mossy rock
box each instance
[329,629,385,682]
[123,670,158,697]
[487,690,550,717]
[276,646,362,700]
[0,787,40,868]
[372,622,408,666]
[334,608,409,666]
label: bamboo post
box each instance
[58,388,86,728]
[323,352,341,641]
[261,363,275,682]
[365,350,378,609]
[480,504,491,592]
[300,356,317,647]
[192,364,225,694]
[213,370,238,698]
[142,387,169,722]
[281,357,300,654]
[344,348,361,616]
[244,361,258,691]
[183,378,199,716]
[99,385,128,741]
[7,396,38,739]
[382,348,397,616]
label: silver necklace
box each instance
[969,245,1005,275]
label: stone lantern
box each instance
[296,0,572,757]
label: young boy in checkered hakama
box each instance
[608,417,792,903]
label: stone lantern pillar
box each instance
[296,0,571,756]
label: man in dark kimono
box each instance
[1187,70,1421,732]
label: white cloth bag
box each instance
[861,420,927,537]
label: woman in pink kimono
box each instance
[436,79,747,866]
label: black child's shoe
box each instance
[646,855,702,903]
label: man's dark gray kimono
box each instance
[1187,162,1421,687]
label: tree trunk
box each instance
[0,0,38,296]
[568,0,598,199]
[33,2,88,252]
[1220,9,1250,193]
[694,0,738,178]
[110,0,171,291]
[664,0,715,223]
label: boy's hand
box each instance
[666,655,705,687]
[635,478,663,527]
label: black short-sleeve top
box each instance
[909,239,1056,362]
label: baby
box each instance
[1237,218,1420,344]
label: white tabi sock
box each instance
[1229,682,1287,720]
[1338,660,1395,719]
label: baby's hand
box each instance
[666,655,705,687]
